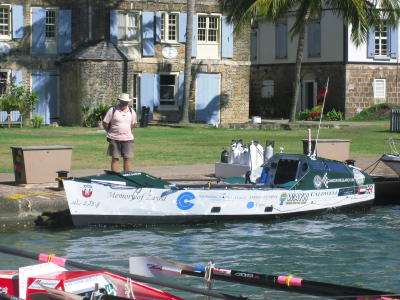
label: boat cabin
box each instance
[262,154,361,189]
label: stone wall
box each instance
[345,64,400,118]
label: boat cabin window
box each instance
[274,159,299,184]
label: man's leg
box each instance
[123,158,132,172]
[111,158,119,172]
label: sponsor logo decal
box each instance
[318,172,355,188]
[247,201,254,209]
[0,287,8,294]
[104,283,115,295]
[338,187,355,196]
[81,184,93,198]
[148,264,163,271]
[313,175,322,189]
[232,271,261,279]
[280,193,308,205]
[177,192,195,210]
[28,279,60,290]
[357,185,373,195]
[214,269,231,276]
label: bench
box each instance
[10,111,22,127]
[0,111,23,128]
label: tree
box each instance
[0,84,38,115]
[181,0,196,123]
[219,0,400,122]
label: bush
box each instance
[31,114,43,128]
[324,108,344,121]
[348,103,400,121]
[296,106,344,121]
[82,101,119,127]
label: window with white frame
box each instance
[0,5,11,40]
[0,71,8,96]
[374,24,388,56]
[118,11,139,42]
[159,74,177,106]
[198,15,219,43]
[374,78,386,98]
[161,13,178,43]
[45,9,57,40]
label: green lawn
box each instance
[0,122,395,173]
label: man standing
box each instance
[102,93,137,172]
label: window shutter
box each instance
[11,70,22,86]
[307,20,321,57]
[251,31,257,61]
[178,74,184,106]
[367,26,375,58]
[192,14,198,57]
[221,16,233,58]
[195,73,220,124]
[390,26,398,59]
[58,10,72,54]
[110,10,118,44]
[140,73,155,119]
[155,12,161,43]
[374,79,386,98]
[179,13,187,43]
[32,72,58,125]
[32,7,46,53]
[142,12,155,56]
[12,5,24,39]
[275,21,287,58]
[154,74,160,106]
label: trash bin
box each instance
[11,146,72,184]
[390,109,400,132]
[301,139,350,161]
[140,106,150,128]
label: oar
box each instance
[129,257,398,300]
[0,292,24,300]
[0,245,244,300]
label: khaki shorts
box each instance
[107,139,134,158]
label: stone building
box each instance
[251,8,400,119]
[0,0,251,125]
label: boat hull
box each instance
[71,200,373,227]
[64,179,375,227]
[381,154,400,176]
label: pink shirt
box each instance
[103,105,137,141]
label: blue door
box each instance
[195,73,220,124]
[32,72,59,124]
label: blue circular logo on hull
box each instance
[177,192,196,210]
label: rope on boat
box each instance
[125,277,136,299]
[204,261,216,300]
[362,155,384,175]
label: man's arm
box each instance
[102,121,109,131]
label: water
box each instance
[1,206,399,299]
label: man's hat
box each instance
[118,93,132,102]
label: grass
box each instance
[0,122,396,173]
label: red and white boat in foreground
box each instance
[0,262,182,300]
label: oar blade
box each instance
[129,257,194,278]
[34,284,84,300]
